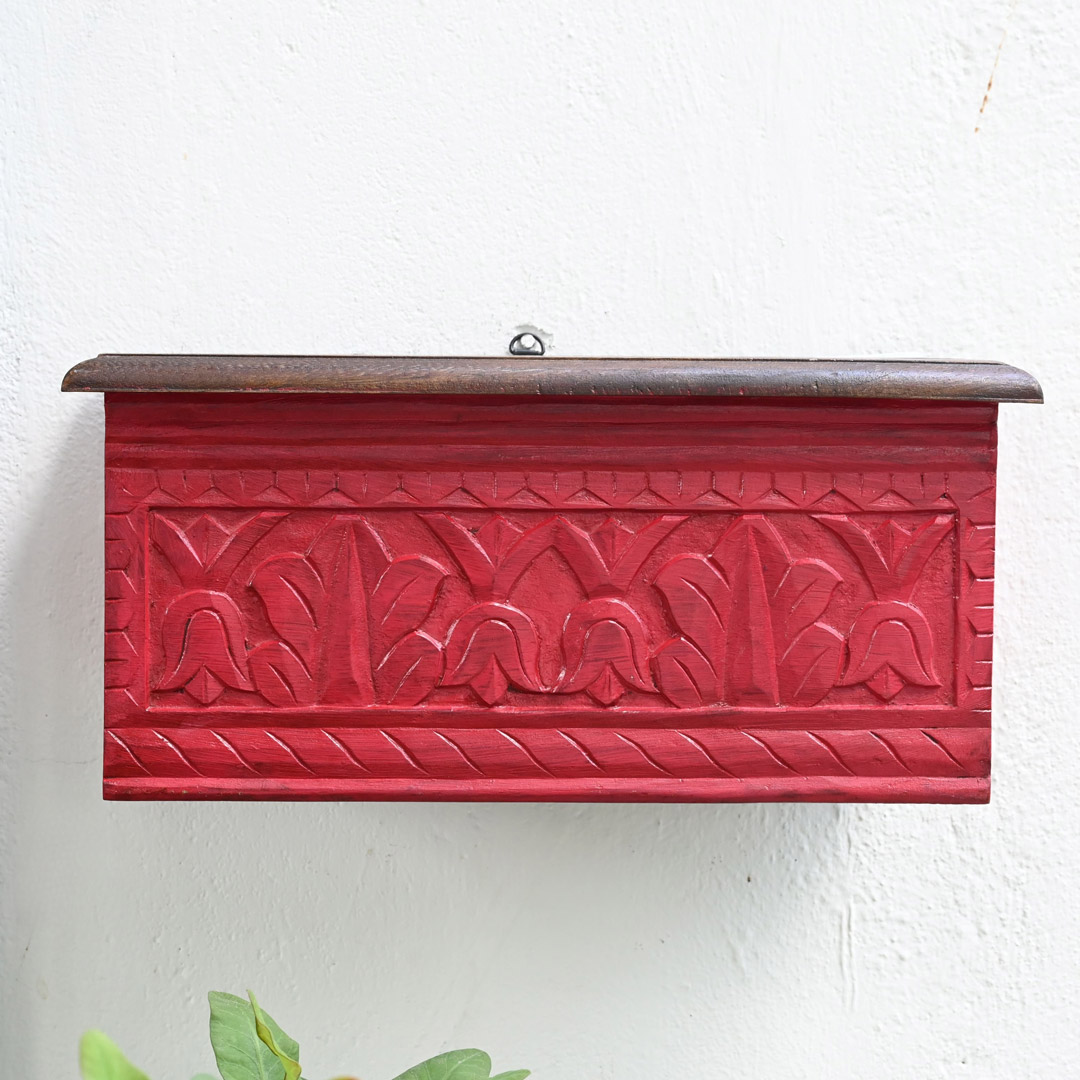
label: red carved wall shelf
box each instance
[62,355,1042,803]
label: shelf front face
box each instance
[101,394,997,802]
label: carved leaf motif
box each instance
[779,623,844,706]
[710,515,846,706]
[891,516,954,593]
[558,598,656,705]
[717,521,781,705]
[377,631,444,706]
[315,521,374,704]
[492,517,600,597]
[158,590,253,704]
[591,514,688,592]
[443,603,543,705]
[152,514,228,583]
[654,553,729,673]
[371,555,448,644]
[428,512,687,602]
[494,515,688,598]
[152,512,285,587]
[815,514,953,600]
[774,559,842,641]
[653,637,719,708]
[308,514,389,585]
[422,514,497,597]
[250,641,316,707]
[250,554,323,668]
[841,600,940,700]
[715,514,789,595]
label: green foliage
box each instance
[79,1031,151,1080]
[208,992,301,1080]
[79,993,529,1080]
[389,1048,530,1080]
[247,992,302,1080]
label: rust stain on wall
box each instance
[976,0,1018,132]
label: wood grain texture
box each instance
[62,355,1044,402]
[100,392,1000,802]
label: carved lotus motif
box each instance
[443,602,544,705]
[841,600,939,701]
[817,514,952,700]
[158,590,253,704]
[558,598,656,705]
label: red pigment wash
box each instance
[61,356,1042,802]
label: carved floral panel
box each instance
[144,508,958,712]
[99,395,998,802]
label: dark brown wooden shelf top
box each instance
[61,355,1043,403]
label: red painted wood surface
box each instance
[102,394,997,802]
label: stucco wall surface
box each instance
[1,2,1077,1078]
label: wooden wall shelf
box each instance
[63,355,1042,803]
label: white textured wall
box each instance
[1,2,1076,1077]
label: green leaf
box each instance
[208,991,300,1080]
[79,1031,152,1080]
[248,991,301,1080]
[389,1049,494,1080]
[388,1048,529,1080]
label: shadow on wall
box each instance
[5,399,108,1071]
[3,404,855,1076]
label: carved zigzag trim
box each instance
[106,468,996,518]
